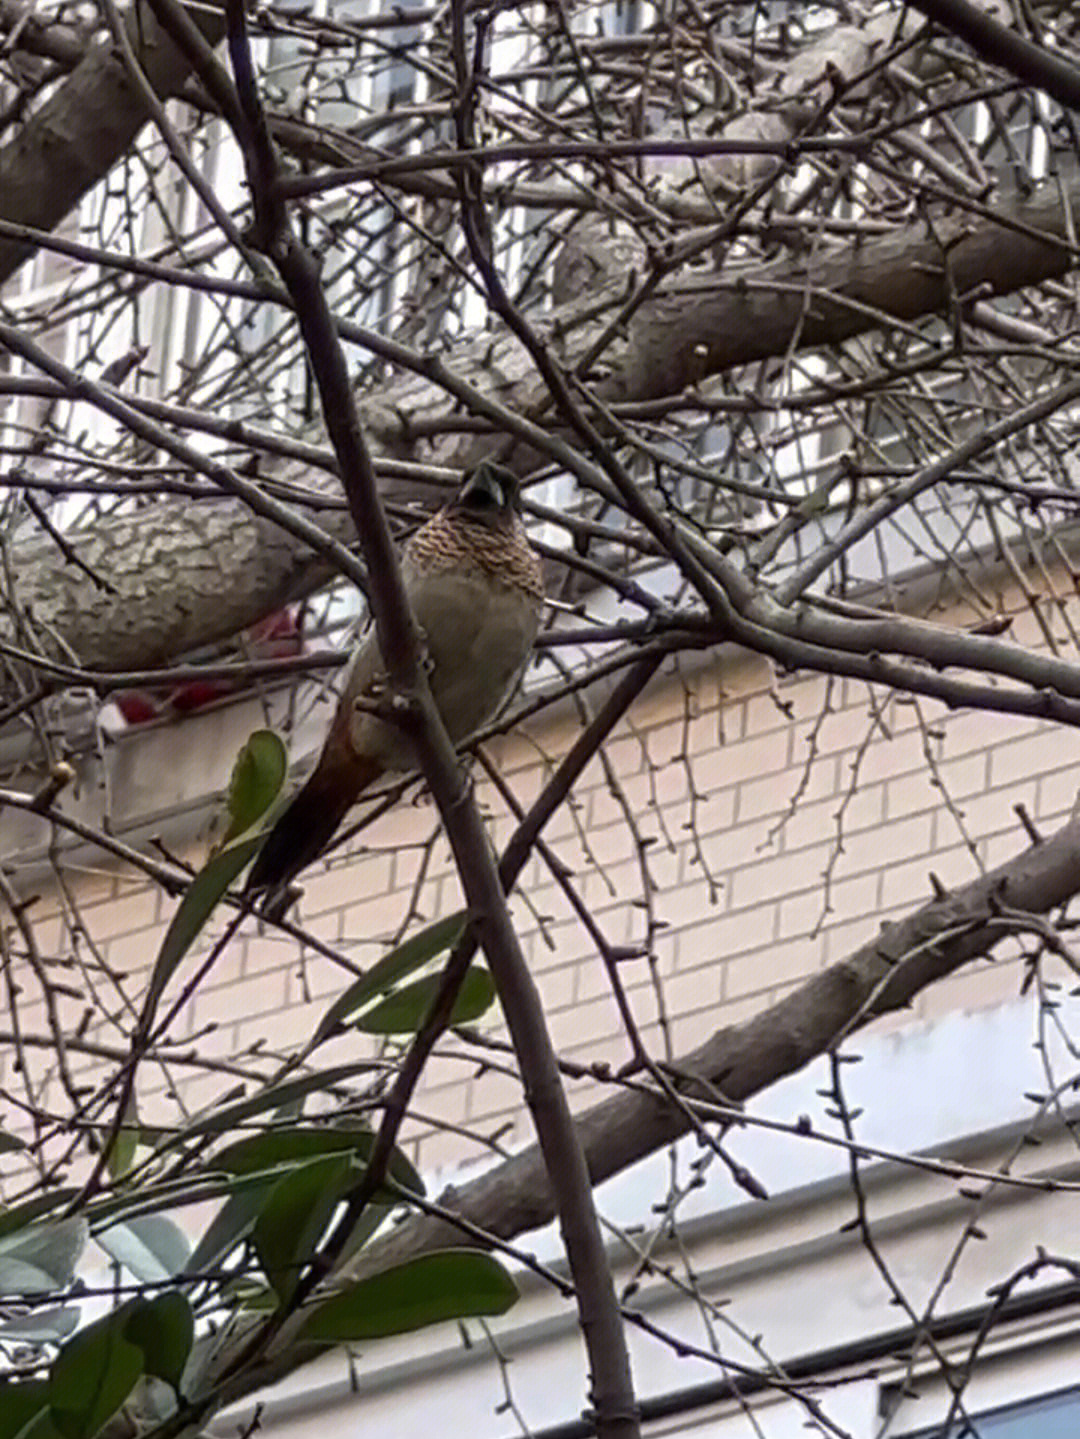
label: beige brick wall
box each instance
[5,580,1080,1186]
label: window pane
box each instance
[902,1386,1080,1437]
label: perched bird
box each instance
[246,462,543,898]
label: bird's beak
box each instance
[463,461,517,510]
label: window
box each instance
[899,1385,1080,1438]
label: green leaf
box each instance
[355,965,495,1035]
[333,1198,391,1266]
[86,1173,253,1229]
[237,1285,277,1311]
[105,1097,138,1180]
[0,1307,79,1346]
[796,471,843,517]
[0,1259,56,1295]
[11,1412,61,1439]
[0,1190,80,1242]
[144,830,264,1020]
[252,1153,353,1303]
[0,1218,88,1294]
[142,733,288,1023]
[298,1250,518,1343]
[212,1124,422,1195]
[125,1294,193,1391]
[220,730,287,848]
[48,1307,144,1439]
[172,1062,384,1143]
[96,1215,191,1283]
[182,1178,279,1279]
[0,1380,54,1439]
[0,1132,24,1154]
[313,910,469,1043]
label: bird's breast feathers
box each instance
[343,552,540,766]
[409,563,539,733]
[406,513,543,602]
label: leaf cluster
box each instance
[0,736,515,1439]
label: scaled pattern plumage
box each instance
[246,463,543,899]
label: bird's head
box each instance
[452,461,521,528]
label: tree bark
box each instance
[6,160,1078,691]
[1,0,1077,692]
[0,3,224,286]
[5,495,343,678]
[193,800,1080,1407]
[603,173,1076,403]
[359,802,1080,1260]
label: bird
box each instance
[245,461,543,900]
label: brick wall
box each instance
[5,578,1080,1186]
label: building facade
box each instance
[5,553,1080,1437]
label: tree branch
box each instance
[185,793,1080,1410]
[160,3,641,1429]
[907,0,1080,111]
[0,1,224,286]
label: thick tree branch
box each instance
[0,2,224,286]
[601,170,1079,403]
[194,796,1080,1411]
[907,0,1080,111]
[6,157,1080,695]
[162,4,640,1429]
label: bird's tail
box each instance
[245,752,382,897]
